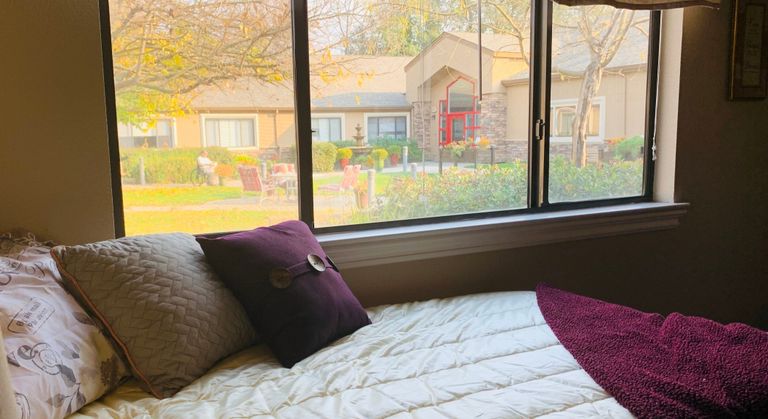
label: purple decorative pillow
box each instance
[196,221,371,367]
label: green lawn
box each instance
[124,209,298,235]
[313,171,409,195]
[122,171,415,235]
[123,172,410,207]
[123,186,248,207]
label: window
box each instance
[104,0,658,236]
[311,117,342,142]
[367,116,407,140]
[550,102,602,138]
[439,77,481,144]
[204,118,257,148]
[117,120,174,148]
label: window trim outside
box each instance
[200,113,260,150]
[363,112,411,141]
[117,118,177,149]
[100,0,663,239]
[311,113,346,142]
[549,97,605,143]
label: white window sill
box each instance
[318,202,689,269]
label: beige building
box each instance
[117,31,648,162]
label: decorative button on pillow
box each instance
[0,234,129,419]
[197,220,371,367]
[51,233,256,398]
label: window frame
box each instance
[364,112,410,141]
[549,97,605,143]
[117,118,176,149]
[311,113,345,142]
[100,0,662,237]
[200,113,260,150]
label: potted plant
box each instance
[337,147,353,170]
[370,148,388,172]
[445,141,468,167]
[387,145,401,166]
[214,163,235,186]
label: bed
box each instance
[71,291,631,418]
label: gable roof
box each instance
[503,26,649,83]
[404,31,524,71]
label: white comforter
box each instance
[72,291,632,418]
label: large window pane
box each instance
[309,0,531,227]
[109,0,298,235]
[548,5,649,202]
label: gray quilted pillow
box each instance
[51,233,256,398]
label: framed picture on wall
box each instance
[730,0,768,100]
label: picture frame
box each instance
[730,0,768,100]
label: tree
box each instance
[556,7,638,167]
[110,0,294,125]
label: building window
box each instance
[438,77,481,145]
[204,118,256,148]
[311,117,342,142]
[367,116,407,140]
[551,103,601,138]
[117,120,174,148]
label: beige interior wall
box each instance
[2,2,766,330]
[0,0,115,244]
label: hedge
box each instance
[121,147,235,184]
[368,158,642,221]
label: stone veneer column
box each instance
[479,92,507,143]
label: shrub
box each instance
[233,154,259,166]
[312,142,337,172]
[337,147,353,160]
[614,135,644,161]
[334,140,358,148]
[372,164,527,221]
[351,155,369,168]
[368,137,423,162]
[365,158,643,222]
[370,148,388,162]
[121,147,234,184]
[548,156,643,201]
[385,145,401,158]
[370,148,388,171]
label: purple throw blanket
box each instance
[536,283,768,418]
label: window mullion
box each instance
[291,0,315,228]
[528,0,552,209]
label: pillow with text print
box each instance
[0,234,128,419]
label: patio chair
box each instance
[319,164,361,193]
[238,165,277,204]
[271,163,298,200]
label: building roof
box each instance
[449,32,523,54]
[404,32,524,71]
[191,56,411,111]
[503,26,649,83]
[312,92,408,110]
